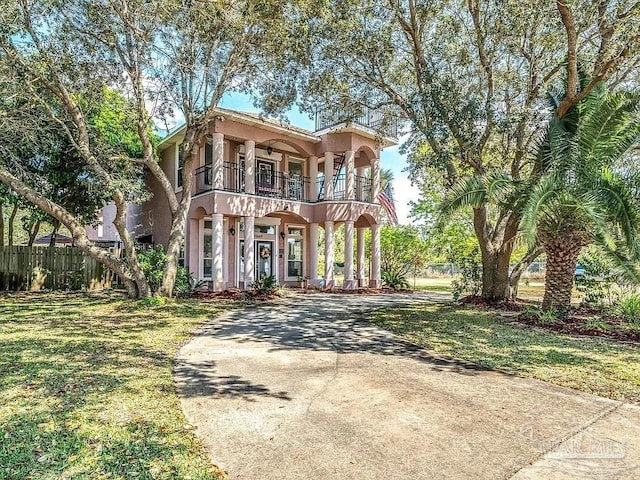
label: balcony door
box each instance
[257,159,277,195]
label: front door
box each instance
[256,241,274,280]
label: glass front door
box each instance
[256,241,274,280]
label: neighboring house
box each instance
[106,106,397,290]
[85,204,125,248]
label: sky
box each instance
[218,92,421,225]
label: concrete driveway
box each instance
[175,293,640,479]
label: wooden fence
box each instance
[0,246,122,291]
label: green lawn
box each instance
[0,293,230,480]
[373,303,640,404]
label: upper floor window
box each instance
[177,144,185,189]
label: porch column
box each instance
[212,213,224,290]
[344,220,355,289]
[324,220,335,289]
[308,222,319,287]
[356,166,365,201]
[345,150,355,200]
[188,218,199,279]
[308,156,318,201]
[212,133,224,189]
[357,226,366,287]
[244,215,255,288]
[245,140,255,195]
[370,223,382,288]
[324,152,334,200]
[371,157,381,204]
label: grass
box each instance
[372,303,640,404]
[0,292,232,480]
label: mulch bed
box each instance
[459,295,526,311]
[517,310,640,343]
[459,295,640,343]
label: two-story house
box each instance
[126,107,397,290]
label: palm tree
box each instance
[522,83,640,315]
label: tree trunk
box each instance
[49,220,60,247]
[540,231,587,316]
[509,246,544,300]
[0,203,4,247]
[479,248,512,301]
[473,206,518,302]
[158,149,197,297]
[27,219,41,246]
[8,204,18,246]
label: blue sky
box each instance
[219,92,420,224]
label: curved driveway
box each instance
[175,293,640,479]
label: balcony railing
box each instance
[315,105,399,139]
[256,171,311,201]
[195,163,311,201]
[195,165,213,195]
[356,175,372,203]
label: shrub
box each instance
[451,249,482,301]
[250,275,279,295]
[137,244,191,295]
[615,293,640,322]
[382,270,410,290]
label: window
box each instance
[202,220,212,279]
[177,144,185,189]
[287,226,304,279]
[97,214,104,238]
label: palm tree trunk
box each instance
[540,232,586,316]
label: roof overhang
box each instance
[158,108,321,151]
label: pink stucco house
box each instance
[99,107,397,290]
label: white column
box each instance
[324,152,334,200]
[308,156,318,201]
[345,150,355,200]
[309,223,319,287]
[188,218,199,279]
[212,213,224,290]
[212,133,224,189]
[244,216,255,288]
[370,224,381,288]
[245,140,255,195]
[357,226,366,287]
[344,220,355,289]
[371,157,381,203]
[356,166,365,201]
[324,221,334,289]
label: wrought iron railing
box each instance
[195,165,212,195]
[333,173,346,200]
[223,161,244,193]
[256,170,311,201]
[315,105,399,138]
[355,175,372,203]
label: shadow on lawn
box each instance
[376,303,603,371]
[0,293,236,479]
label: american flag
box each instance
[378,190,398,226]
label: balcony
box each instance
[316,174,373,202]
[315,105,399,139]
[195,163,312,202]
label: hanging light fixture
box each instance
[267,142,273,156]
